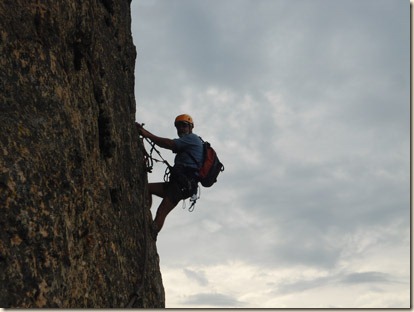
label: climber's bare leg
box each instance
[146,182,166,209]
[148,182,166,198]
[153,196,178,232]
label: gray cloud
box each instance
[274,270,399,295]
[182,292,247,307]
[183,268,209,286]
[340,272,395,285]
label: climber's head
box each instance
[174,114,194,137]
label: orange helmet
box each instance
[174,114,194,127]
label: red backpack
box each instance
[188,137,224,187]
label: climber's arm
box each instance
[136,123,175,150]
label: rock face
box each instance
[0,0,164,308]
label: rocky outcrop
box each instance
[0,0,164,308]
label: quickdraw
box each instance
[185,186,200,212]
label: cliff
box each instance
[0,0,165,308]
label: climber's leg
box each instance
[149,180,182,238]
[146,182,166,209]
[148,182,166,198]
[153,196,178,232]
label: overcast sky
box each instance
[130,0,410,308]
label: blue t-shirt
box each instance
[173,133,203,169]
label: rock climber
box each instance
[136,114,203,240]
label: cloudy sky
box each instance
[130,0,410,308]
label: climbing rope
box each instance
[141,134,171,173]
[125,131,161,308]
[140,134,173,184]
[126,134,173,307]
[126,124,203,306]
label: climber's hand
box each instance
[136,122,144,135]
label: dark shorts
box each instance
[164,166,199,205]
